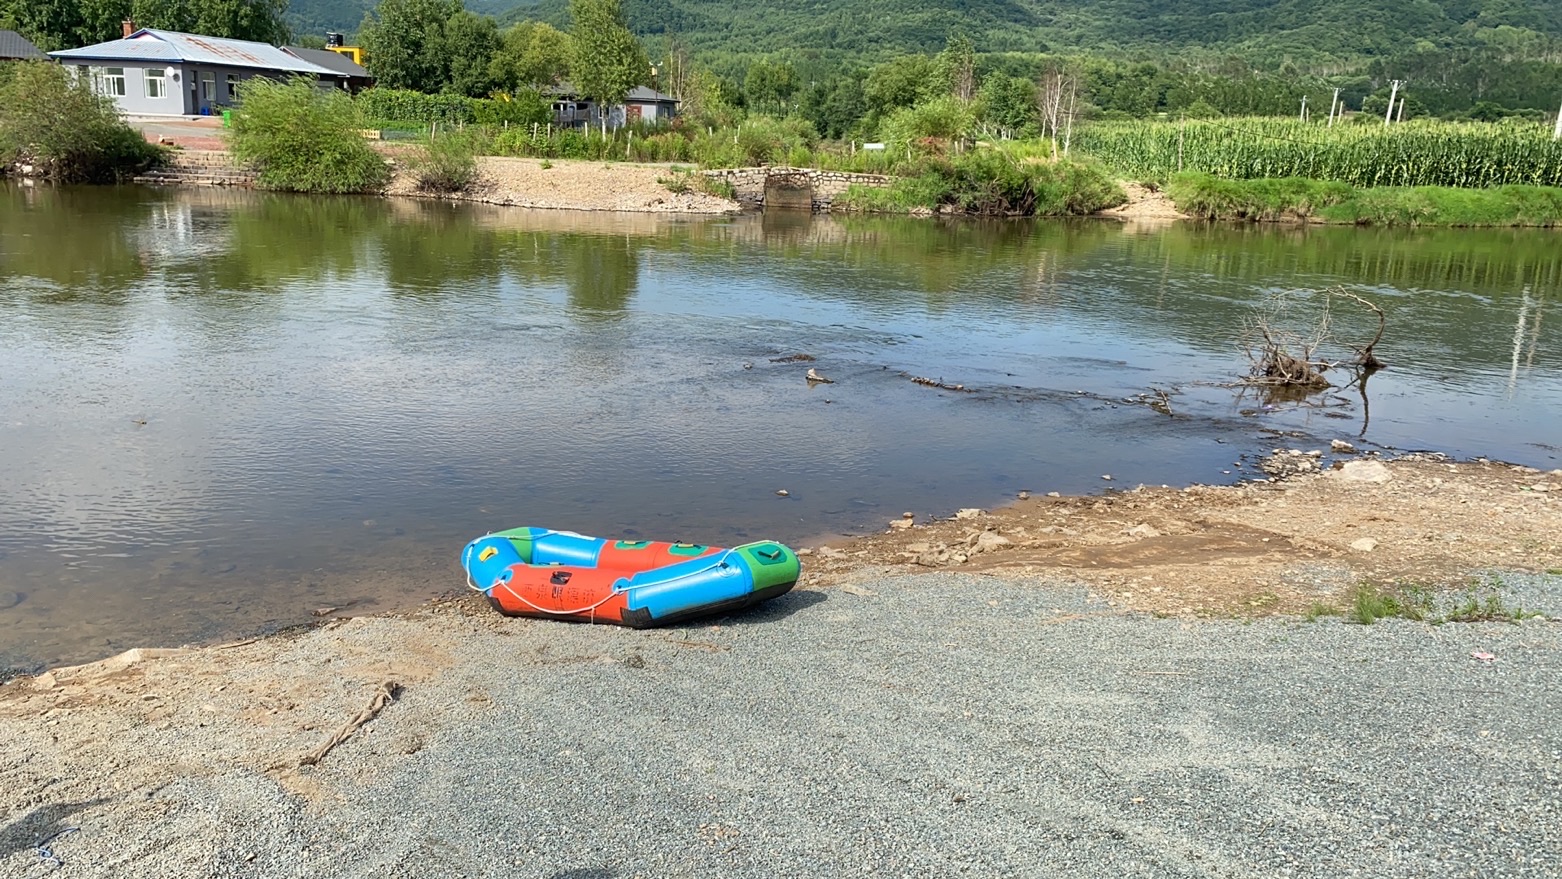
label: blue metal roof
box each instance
[51,29,340,76]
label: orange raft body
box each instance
[460,527,802,627]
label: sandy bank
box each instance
[385,156,740,214]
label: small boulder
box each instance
[1349,537,1379,553]
[954,508,984,520]
[1330,440,1356,453]
[1330,460,1392,484]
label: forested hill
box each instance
[286,0,1562,61]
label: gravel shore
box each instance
[3,569,1558,878]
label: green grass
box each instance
[1548,568,1562,576]
[1303,602,1343,622]
[1168,172,1562,227]
[1345,579,1540,625]
[1349,582,1433,625]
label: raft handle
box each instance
[550,570,573,585]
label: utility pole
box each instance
[1397,97,1406,123]
[1300,94,1308,122]
[1384,80,1403,126]
[1328,88,1342,127]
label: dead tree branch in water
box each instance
[1240,287,1388,392]
[1331,288,1386,370]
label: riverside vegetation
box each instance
[0,62,159,183]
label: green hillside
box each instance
[285,0,1562,60]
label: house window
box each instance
[145,68,166,99]
[200,71,215,102]
[226,73,239,100]
[94,67,127,97]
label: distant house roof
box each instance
[283,46,371,79]
[50,29,341,77]
[542,83,679,104]
[0,29,46,60]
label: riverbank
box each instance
[2,457,1559,876]
[386,155,739,214]
[1168,172,1562,226]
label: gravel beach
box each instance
[3,568,1559,878]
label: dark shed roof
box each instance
[0,29,47,60]
[283,46,371,78]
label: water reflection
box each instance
[1,182,1558,669]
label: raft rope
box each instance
[462,535,742,619]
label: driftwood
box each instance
[298,681,400,767]
[1240,286,1386,391]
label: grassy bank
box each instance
[1167,172,1562,226]
[835,153,1125,217]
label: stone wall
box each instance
[134,150,258,188]
[702,167,893,212]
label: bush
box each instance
[407,130,481,193]
[835,151,1124,217]
[0,62,161,182]
[472,91,551,127]
[356,88,474,126]
[230,78,390,194]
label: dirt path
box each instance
[1098,181,1189,221]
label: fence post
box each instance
[1554,100,1562,140]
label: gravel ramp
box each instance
[2,571,1558,878]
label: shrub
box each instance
[0,62,160,182]
[355,88,473,126]
[835,152,1124,216]
[472,91,551,127]
[881,96,975,149]
[230,78,390,194]
[407,130,481,193]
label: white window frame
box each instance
[145,68,166,99]
[225,73,239,100]
[200,71,216,102]
[94,66,127,97]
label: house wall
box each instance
[64,62,331,116]
[63,62,184,115]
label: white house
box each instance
[50,25,350,117]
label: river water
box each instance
[2,184,1559,669]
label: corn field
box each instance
[1075,118,1562,188]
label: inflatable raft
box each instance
[460,527,801,627]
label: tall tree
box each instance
[937,33,976,102]
[568,0,647,111]
[359,0,460,92]
[489,21,572,90]
[443,10,499,97]
[131,0,289,43]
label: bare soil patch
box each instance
[385,156,739,214]
[801,455,1562,617]
[1098,181,1189,221]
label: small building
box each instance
[49,25,350,117]
[542,83,680,129]
[0,29,47,62]
[282,46,374,94]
